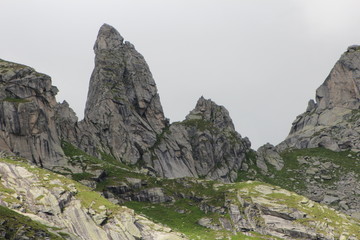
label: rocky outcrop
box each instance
[316,45,360,110]
[267,46,360,217]
[55,24,251,182]
[0,157,186,240]
[0,23,251,183]
[289,154,360,219]
[98,173,360,239]
[224,183,358,239]
[0,205,62,240]
[0,59,65,168]
[279,46,360,152]
[138,97,250,182]
[54,100,80,145]
[78,23,167,165]
[256,143,284,173]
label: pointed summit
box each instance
[186,97,235,131]
[279,45,360,152]
[82,24,166,164]
[94,23,124,53]
[316,45,360,110]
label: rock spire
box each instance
[279,46,360,152]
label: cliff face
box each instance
[79,24,166,165]
[0,59,65,168]
[140,97,250,182]
[55,24,251,182]
[246,46,360,220]
[279,45,360,152]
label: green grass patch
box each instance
[237,147,360,194]
[0,183,16,194]
[71,172,94,182]
[124,199,268,240]
[181,119,217,132]
[2,97,30,103]
[0,205,64,239]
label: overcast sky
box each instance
[1,0,360,149]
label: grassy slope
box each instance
[61,142,280,239]
[0,156,138,239]
[59,142,360,239]
[0,205,64,240]
[237,147,360,193]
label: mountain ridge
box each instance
[0,23,360,239]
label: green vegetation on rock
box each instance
[2,97,30,103]
[0,205,64,240]
[181,118,217,132]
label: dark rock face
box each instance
[180,97,250,181]
[143,97,251,182]
[279,47,360,152]
[54,100,79,144]
[0,59,64,168]
[58,24,251,182]
[79,24,166,164]
[0,24,251,183]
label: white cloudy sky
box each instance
[1,0,360,149]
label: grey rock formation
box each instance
[256,143,284,173]
[279,46,360,152]
[224,183,359,239]
[78,24,167,165]
[0,23,244,188]
[295,155,360,218]
[56,24,251,182]
[148,97,251,182]
[182,97,250,181]
[0,159,186,240]
[271,46,360,216]
[0,59,65,168]
[54,100,79,145]
[316,46,360,110]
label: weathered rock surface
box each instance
[57,24,251,182]
[0,24,251,183]
[295,155,360,218]
[0,158,186,240]
[143,97,251,182]
[256,143,284,173]
[0,59,65,168]
[223,182,359,239]
[100,174,360,239]
[266,46,360,217]
[54,100,80,145]
[77,23,166,165]
[0,204,61,240]
[279,46,360,152]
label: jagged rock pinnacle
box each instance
[82,24,166,164]
[316,45,360,110]
[186,97,235,131]
[94,23,124,53]
[279,46,360,152]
